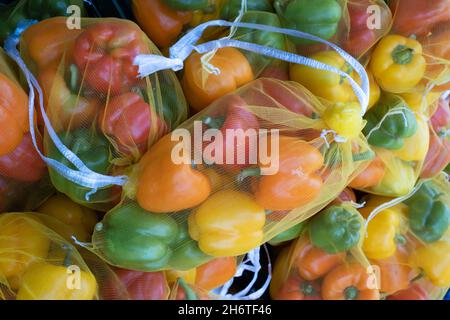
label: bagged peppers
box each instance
[0,48,52,212]
[18,17,188,211]
[0,212,97,300]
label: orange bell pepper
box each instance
[182,47,254,112]
[349,156,385,190]
[195,257,237,291]
[0,72,29,156]
[135,134,211,212]
[132,0,192,49]
[249,135,324,211]
[294,236,345,281]
[22,18,83,71]
[321,263,380,300]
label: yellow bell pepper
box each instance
[165,268,197,285]
[38,194,98,242]
[369,35,426,93]
[290,50,356,103]
[188,190,265,257]
[409,241,450,287]
[400,90,441,114]
[367,70,381,110]
[16,262,97,300]
[0,213,50,289]
[393,114,429,162]
[322,102,364,139]
[370,153,417,197]
[359,197,407,260]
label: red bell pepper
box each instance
[73,21,147,94]
[99,92,167,156]
[387,283,429,300]
[114,268,169,300]
[0,133,47,182]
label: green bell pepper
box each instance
[309,205,362,254]
[220,0,273,21]
[268,222,305,246]
[404,182,450,243]
[47,128,112,207]
[363,94,418,150]
[234,11,286,70]
[274,0,342,45]
[95,205,210,271]
[162,0,209,11]
[0,0,85,43]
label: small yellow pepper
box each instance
[369,35,426,93]
[290,50,356,103]
[16,262,97,300]
[165,268,197,285]
[189,190,265,257]
[0,213,50,289]
[322,102,364,139]
[393,114,429,162]
[359,197,407,260]
[409,241,450,287]
[38,194,98,242]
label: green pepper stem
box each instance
[352,150,376,162]
[237,167,261,183]
[62,244,73,268]
[394,234,407,246]
[344,286,359,300]
[392,45,414,65]
[411,269,425,283]
[178,278,198,300]
[203,116,225,129]
[69,64,79,93]
[301,282,317,296]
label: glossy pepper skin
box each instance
[421,129,450,179]
[114,268,169,300]
[221,0,273,21]
[233,11,285,69]
[46,129,112,206]
[349,156,385,190]
[404,182,450,243]
[322,263,380,300]
[202,95,260,172]
[369,35,426,93]
[363,94,417,150]
[409,241,450,287]
[0,72,29,156]
[132,0,192,49]
[163,0,209,11]
[16,262,97,300]
[392,114,429,162]
[0,0,85,43]
[290,51,355,104]
[293,236,345,281]
[322,102,364,139]
[387,283,429,300]
[99,92,167,157]
[250,135,324,211]
[359,197,406,260]
[73,21,147,95]
[38,66,100,130]
[189,190,266,257]
[0,214,50,290]
[38,194,98,243]
[182,47,254,112]
[96,205,209,272]
[0,133,47,183]
[274,275,322,300]
[195,257,237,291]
[309,206,361,254]
[268,222,305,246]
[136,134,211,213]
[274,0,342,45]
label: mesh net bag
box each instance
[270,202,380,300]
[0,47,53,212]
[88,77,372,272]
[359,173,450,300]
[18,17,188,211]
[0,212,98,300]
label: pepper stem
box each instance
[237,167,261,183]
[394,234,407,245]
[178,278,197,300]
[352,150,376,162]
[344,286,359,300]
[392,45,414,65]
[301,282,316,296]
[62,244,73,268]
[203,116,225,129]
[69,64,79,93]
